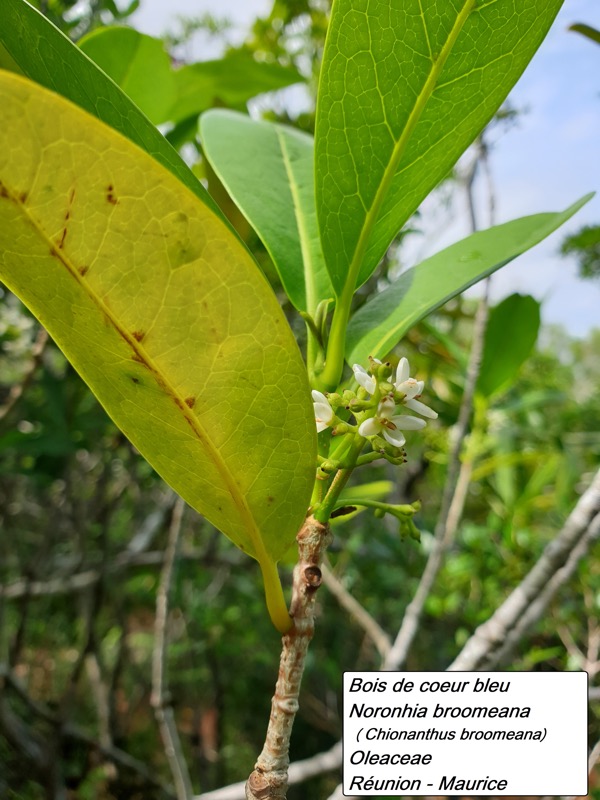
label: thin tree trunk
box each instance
[245,516,332,800]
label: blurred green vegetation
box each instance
[1,1,599,798]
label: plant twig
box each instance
[0,326,48,422]
[85,652,113,753]
[0,663,173,796]
[321,559,391,660]
[450,468,600,671]
[0,547,236,600]
[245,516,332,800]
[198,742,343,800]
[151,496,194,800]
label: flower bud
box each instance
[320,459,338,473]
[326,392,344,410]
[331,422,351,436]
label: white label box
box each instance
[343,671,587,796]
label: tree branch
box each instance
[450,468,600,671]
[198,742,343,800]
[0,547,236,600]
[0,326,48,422]
[151,496,194,800]
[321,559,391,660]
[0,663,173,796]
[245,516,332,800]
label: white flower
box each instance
[312,390,334,433]
[352,363,377,395]
[358,397,426,448]
[394,357,438,419]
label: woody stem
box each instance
[245,516,332,800]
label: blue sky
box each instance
[132,0,600,337]
[464,0,600,337]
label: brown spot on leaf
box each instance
[19,192,28,204]
[267,496,274,504]
[0,183,8,199]
[184,396,195,408]
[58,227,67,249]
[106,184,118,205]
[132,330,145,342]
[180,416,198,436]
[130,376,140,384]
[78,266,89,277]
[49,246,59,259]
[131,353,147,365]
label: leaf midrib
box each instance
[3,181,269,565]
[277,127,317,313]
[342,0,477,293]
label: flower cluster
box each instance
[312,357,437,451]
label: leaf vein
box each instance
[4,179,270,565]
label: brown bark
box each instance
[245,516,332,800]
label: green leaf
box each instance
[346,197,592,366]
[0,0,224,220]
[329,481,397,527]
[420,320,469,370]
[0,72,316,631]
[477,294,541,398]
[78,27,176,125]
[316,0,565,295]
[515,454,561,510]
[171,52,304,123]
[339,481,395,504]
[201,110,332,313]
[76,31,303,128]
[0,42,23,74]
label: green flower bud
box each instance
[326,392,345,410]
[331,422,351,435]
[320,459,339,473]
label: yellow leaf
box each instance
[0,72,316,632]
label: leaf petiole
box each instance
[313,434,365,523]
[259,558,292,634]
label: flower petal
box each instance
[314,401,333,425]
[316,419,330,433]
[311,389,329,405]
[391,414,427,430]
[396,378,424,399]
[353,364,377,394]
[383,428,406,448]
[395,357,410,385]
[358,418,381,437]
[377,396,396,419]
[404,398,438,419]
